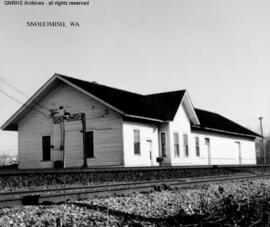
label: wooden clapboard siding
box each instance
[18,108,53,168]
[18,81,123,169]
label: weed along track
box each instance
[2,177,270,226]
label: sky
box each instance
[0,0,270,155]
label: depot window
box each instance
[183,134,189,157]
[174,132,180,157]
[86,131,94,158]
[195,137,200,157]
[134,129,141,155]
[42,136,51,161]
[161,132,166,157]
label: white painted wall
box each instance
[168,103,256,165]
[191,131,256,165]
[169,102,204,165]
[123,121,159,167]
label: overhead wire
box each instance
[0,77,51,111]
[0,77,29,98]
[0,89,48,118]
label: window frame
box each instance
[195,136,200,157]
[173,132,180,157]
[160,132,166,157]
[42,135,51,161]
[183,133,189,157]
[133,129,141,155]
[85,131,95,158]
[205,138,210,145]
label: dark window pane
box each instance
[86,131,94,158]
[42,136,51,161]
[195,137,200,156]
[205,138,210,145]
[183,134,189,157]
[134,130,140,155]
[174,133,180,156]
[161,132,166,157]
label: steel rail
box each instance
[0,173,269,208]
[1,164,270,176]
[0,172,254,198]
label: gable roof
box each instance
[1,74,261,138]
[192,108,261,138]
[144,91,186,120]
[59,75,186,121]
[1,74,187,130]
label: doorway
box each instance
[146,140,153,166]
[205,138,211,165]
[236,142,241,164]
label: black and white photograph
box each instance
[0,0,270,226]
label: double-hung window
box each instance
[183,134,189,157]
[134,129,141,155]
[174,133,180,157]
[161,132,166,157]
[195,137,200,157]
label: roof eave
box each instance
[1,124,18,131]
[177,91,200,125]
[124,114,165,123]
[184,92,200,124]
[191,125,261,138]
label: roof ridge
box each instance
[195,108,244,126]
[145,89,186,97]
[194,108,261,137]
[56,73,144,97]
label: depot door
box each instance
[236,142,242,164]
[205,138,211,165]
[147,140,154,166]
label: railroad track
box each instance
[1,164,270,176]
[0,173,270,208]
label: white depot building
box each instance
[1,74,260,169]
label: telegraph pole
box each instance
[259,117,265,164]
[81,113,88,168]
[53,112,88,168]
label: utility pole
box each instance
[53,112,88,168]
[259,117,265,164]
[81,113,88,168]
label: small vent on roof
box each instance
[92,81,98,84]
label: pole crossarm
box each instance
[53,113,84,124]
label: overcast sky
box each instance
[0,0,270,155]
